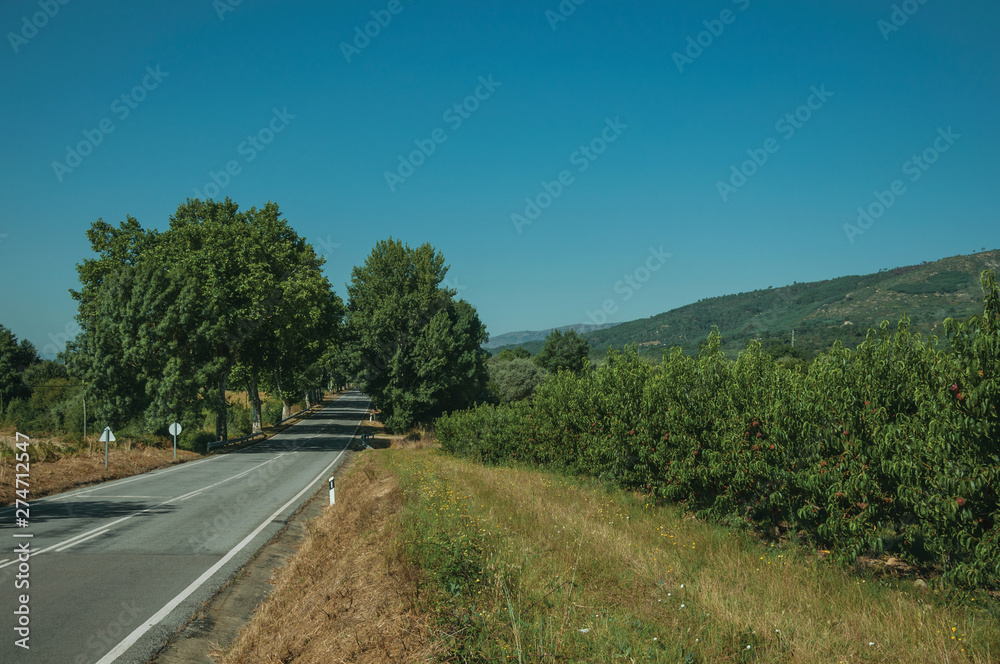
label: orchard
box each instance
[438,270,1000,588]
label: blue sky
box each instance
[1,0,997,358]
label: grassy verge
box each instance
[222,444,1000,663]
[386,448,999,663]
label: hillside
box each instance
[580,249,1000,358]
[484,322,617,349]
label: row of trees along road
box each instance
[59,201,488,440]
[67,199,341,441]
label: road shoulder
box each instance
[148,451,359,664]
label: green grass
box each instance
[380,447,1000,663]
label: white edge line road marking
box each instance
[54,528,110,552]
[96,397,367,664]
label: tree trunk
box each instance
[215,373,229,442]
[274,368,292,420]
[248,374,262,433]
[304,391,313,409]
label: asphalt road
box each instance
[0,390,370,664]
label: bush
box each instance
[262,397,284,426]
[178,430,215,452]
[486,358,548,403]
[227,401,252,437]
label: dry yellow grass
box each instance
[220,452,443,664]
[0,436,199,506]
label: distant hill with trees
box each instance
[492,249,1000,360]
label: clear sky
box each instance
[1,0,997,358]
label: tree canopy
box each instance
[68,198,341,439]
[346,238,488,432]
[0,325,37,408]
[534,329,590,374]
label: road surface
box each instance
[1,390,369,664]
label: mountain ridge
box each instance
[490,249,1000,358]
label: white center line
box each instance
[39,454,221,504]
[69,495,164,499]
[54,528,110,552]
[172,491,203,503]
[0,455,290,569]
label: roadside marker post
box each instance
[100,427,116,468]
[328,476,336,505]
[168,422,182,459]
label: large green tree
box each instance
[534,329,590,374]
[0,325,37,416]
[68,198,342,439]
[346,238,488,432]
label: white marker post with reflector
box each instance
[328,475,335,505]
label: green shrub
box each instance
[486,358,548,403]
[262,397,284,426]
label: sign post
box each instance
[100,427,116,468]
[168,422,182,459]
[328,475,335,505]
